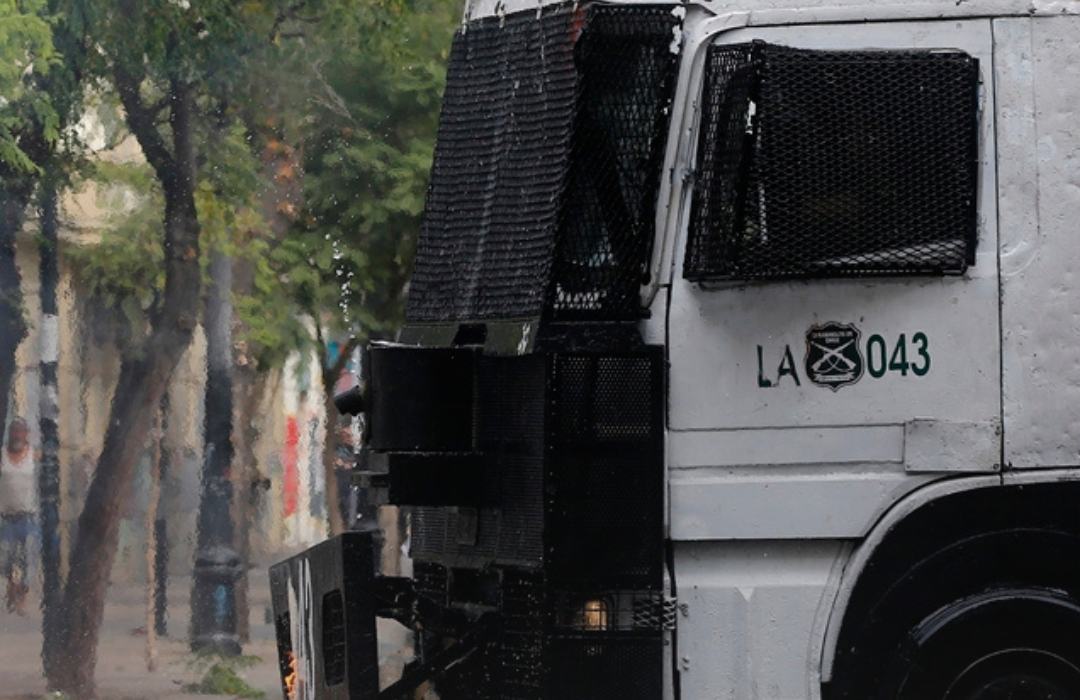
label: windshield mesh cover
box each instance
[685,42,979,281]
[407,5,680,323]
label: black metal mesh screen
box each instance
[545,634,663,700]
[546,351,665,590]
[410,355,547,569]
[546,7,680,320]
[404,346,665,700]
[500,569,546,700]
[408,7,575,322]
[407,5,680,323]
[685,41,979,281]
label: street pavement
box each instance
[0,568,284,700]
[0,566,414,700]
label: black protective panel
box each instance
[686,41,979,280]
[384,453,485,507]
[546,7,680,320]
[545,634,664,700]
[367,346,474,453]
[406,346,664,587]
[410,354,547,569]
[545,350,666,590]
[269,533,379,700]
[407,7,576,323]
[407,5,680,323]
[404,346,665,699]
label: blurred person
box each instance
[0,418,38,615]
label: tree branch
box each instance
[269,1,312,41]
[147,96,170,120]
[113,64,174,183]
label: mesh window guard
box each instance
[407,6,576,323]
[685,41,980,281]
[407,5,680,324]
[546,8,680,321]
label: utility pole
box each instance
[37,177,61,647]
[0,188,27,460]
[190,245,241,655]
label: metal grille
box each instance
[685,42,979,281]
[546,350,665,590]
[412,561,449,606]
[501,569,546,700]
[407,5,680,323]
[321,591,346,686]
[410,355,547,569]
[546,7,680,320]
[633,595,678,631]
[552,590,666,632]
[545,634,663,700]
[407,7,576,322]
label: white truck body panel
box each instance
[998,15,1080,468]
[675,541,848,700]
[666,20,999,549]
[658,8,1080,700]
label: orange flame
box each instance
[283,650,298,699]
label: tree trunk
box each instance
[322,390,346,537]
[45,68,202,698]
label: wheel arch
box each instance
[821,474,1080,700]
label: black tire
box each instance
[879,588,1080,700]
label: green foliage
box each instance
[0,0,57,174]
[63,3,284,336]
[65,160,163,336]
[83,0,283,101]
[239,0,460,369]
[200,121,263,210]
[39,692,70,700]
[53,0,462,375]
[184,650,266,698]
[67,130,273,339]
[54,0,461,373]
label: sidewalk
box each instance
[0,565,414,700]
[0,569,284,700]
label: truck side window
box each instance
[684,41,980,282]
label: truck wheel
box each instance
[880,588,1080,700]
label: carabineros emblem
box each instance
[805,322,864,391]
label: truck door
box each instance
[665,19,1000,541]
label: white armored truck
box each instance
[271,1,1080,699]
